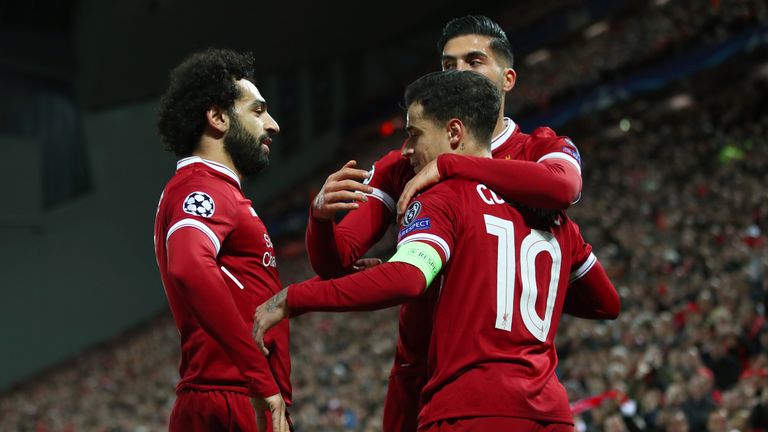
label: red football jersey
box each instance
[358,118,582,375]
[394,178,595,426]
[154,156,291,403]
[304,118,584,431]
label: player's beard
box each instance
[224,113,270,177]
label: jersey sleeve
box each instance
[436,154,582,211]
[527,127,583,176]
[394,185,458,270]
[305,149,414,278]
[435,127,582,210]
[305,197,391,278]
[562,219,620,320]
[364,149,415,215]
[164,182,237,255]
[287,261,426,314]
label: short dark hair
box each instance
[437,15,514,68]
[404,70,500,147]
[157,48,256,156]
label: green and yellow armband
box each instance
[388,241,443,287]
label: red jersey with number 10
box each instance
[395,178,594,426]
[363,119,582,376]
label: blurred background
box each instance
[1,0,767,430]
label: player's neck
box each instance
[458,140,491,159]
[193,139,243,180]
[492,114,506,139]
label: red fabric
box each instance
[166,231,278,398]
[437,154,581,210]
[420,416,574,432]
[288,261,425,314]
[395,180,590,426]
[304,120,589,430]
[384,371,428,432]
[305,196,392,279]
[169,389,258,432]
[569,390,626,415]
[155,158,289,401]
[563,260,620,319]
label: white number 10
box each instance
[484,214,562,342]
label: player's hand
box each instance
[253,288,289,356]
[253,393,289,432]
[352,258,382,271]
[397,159,441,223]
[312,160,373,221]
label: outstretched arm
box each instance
[253,261,426,354]
[398,155,581,219]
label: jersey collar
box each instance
[176,156,241,187]
[491,117,518,152]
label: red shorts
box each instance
[383,372,428,432]
[420,417,574,432]
[170,389,257,432]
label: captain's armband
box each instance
[388,241,443,288]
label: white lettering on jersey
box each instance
[476,184,505,205]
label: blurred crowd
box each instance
[509,0,768,116]
[2,1,768,431]
[556,76,768,431]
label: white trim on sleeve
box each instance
[398,233,451,261]
[570,252,597,283]
[362,187,396,214]
[167,218,221,255]
[537,152,582,174]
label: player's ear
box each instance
[503,68,517,93]
[206,106,229,133]
[448,119,463,150]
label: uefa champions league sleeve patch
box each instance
[183,192,215,217]
[402,201,422,226]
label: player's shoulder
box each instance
[526,126,582,165]
[167,167,233,196]
[162,167,238,215]
[528,126,575,147]
[364,147,415,197]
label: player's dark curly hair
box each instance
[404,70,500,147]
[157,48,256,156]
[437,15,514,68]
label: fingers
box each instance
[255,327,269,356]
[352,258,383,271]
[325,179,373,195]
[272,410,289,432]
[252,311,270,356]
[329,161,371,183]
[323,189,369,204]
[266,394,288,432]
[397,186,414,221]
[397,160,441,221]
